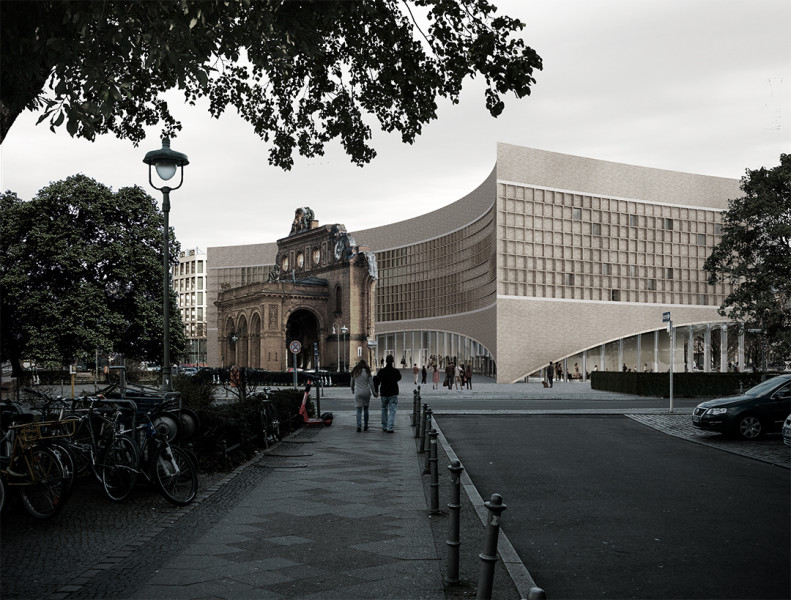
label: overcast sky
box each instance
[2,0,789,251]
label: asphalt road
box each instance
[437,414,791,600]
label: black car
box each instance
[692,374,791,439]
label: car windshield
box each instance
[745,377,791,397]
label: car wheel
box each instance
[737,415,762,440]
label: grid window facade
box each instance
[375,209,497,322]
[496,184,727,304]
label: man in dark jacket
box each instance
[375,355,402,433]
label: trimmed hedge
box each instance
[590,371,785,397]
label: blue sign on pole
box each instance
[662,311,671,323]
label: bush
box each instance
[177,383,306,472]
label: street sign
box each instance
[747,328,762,333]
[662,311,671,323]
[289,340,302,354]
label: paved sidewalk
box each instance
[127,409,479,600]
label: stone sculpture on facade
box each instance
[290,207,315,235]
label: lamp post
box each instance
[332,323,340,373]
[144,137,189,392]
[341,325,349,371]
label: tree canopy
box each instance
[0,0,542,169]
[0,176,185,376]
[704,154,791,360]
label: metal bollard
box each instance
[527,587,547,599]
[422,408,433,469]
[417,402,428,442]
[428,429,441,513]
[446,460,464,585]
[412,387,420,427]
[476,494,507,600]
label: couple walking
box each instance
[350,355,401,433]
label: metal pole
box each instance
[476,494,507,600]
[669,321,674,413]
[161,188,172,392]
[418,403,428,445]
[446,460,464,585]
[429,429,441,514]
[423,408,433,473]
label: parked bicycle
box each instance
[63,395,139,502]
[0,413,75,519]
[132,404,198,506]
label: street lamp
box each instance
[144,137,189,391]
[341,325,349,371]
[332,323,340,373]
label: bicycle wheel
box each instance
[46,441,77,499]
[0,475,6,513]
[153,445,197,506]
[100,436,138,502]
[19,447,69,519]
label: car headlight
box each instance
[706,407,728,415]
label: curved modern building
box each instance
[207,144,747,382]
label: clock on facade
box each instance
[334,240,344,260]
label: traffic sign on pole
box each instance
[289,340,302,354]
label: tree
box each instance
[703,154,791,362]
[0,0,542,169]
[0,176,185,377]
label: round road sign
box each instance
[289,340,302,354]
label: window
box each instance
[666,268,674,279]
[603,263,612,275]
[573,208,582,221]
[697,233,706,245]
[648,279,657,290]
[665,218,674,230]
[629,265,637,277]
[335,285,343,314]
[564,273,575,286]
[611,289,621,301]
[592,223,601,235]
[714,223,722,235]
[698,294,708,305]
[629,214,637,227]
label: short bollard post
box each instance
[446,460,464,585]
[428,429,441,514]
[476,494,507,600]
[527,587,547,599]
[422,408,433,471]
[412,387,420,427]
[417,402,428,443]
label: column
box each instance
[618,338,624,371]
[653,330,659,372]
[738,326,745,372]
[721,324,728,372]
[687,325,694,372]
[704,324,711,373]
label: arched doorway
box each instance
[250,312,261,368]
[237,315,248,367]
[225,317,236,366]
[286,309,320,370]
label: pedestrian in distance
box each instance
[454,362,461,390]
[445,363,454,390]
[350,359,376,432]
[412,363,419,384]
[465,364,472,389]
[375,355,401,433]
[421,364,427,385]
[432,365,440,389]
[547,361,554,388]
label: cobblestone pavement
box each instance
[625,413,790,469]
[0,456,256,600]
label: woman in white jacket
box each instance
[350,359,377,432]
